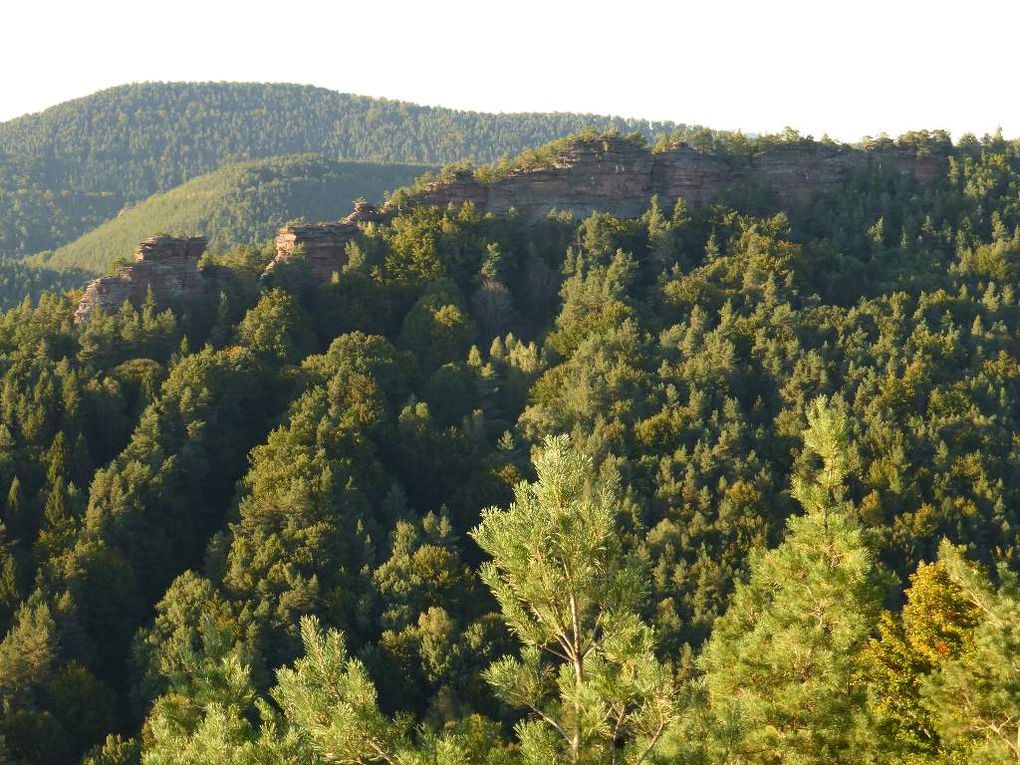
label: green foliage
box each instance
[0,82,686,257]
[920,542,1020,764]
[82,736,140,765]
[472,435,679,765]
[236,288,315,363]
[140,619,280,765]
[0,263,90,312]
[699,399,882,764]
[546,244,638,357]
[34,155,428,274]
[0,128,1019,765]
[471,129,647,186]
[862,558,980,762]
[400,280,477,379]
[272,616,412,763]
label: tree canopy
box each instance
[0,127,1019,764]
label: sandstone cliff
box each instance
[76,138,945,320]
[74,235,217,323]
[399,136,946,223]
[266,200,384,280]
[258,139,944,283]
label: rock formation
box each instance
[258,140,945,282]
[74,235,216,323]
[87,142,942,312]
[266,201,384,280]
[398,136,946,223]
[74,140,946,320]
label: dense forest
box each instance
[0,261,92,313]
[33,155,430,274]
[1,127,1020,765]
[0,83,686,256]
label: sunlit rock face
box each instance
[74,235,215,323]
[402,136,946,223]
[269,222,356,281]
[266,201,385,281]
[110,144,942,300]
[262,139,943,283]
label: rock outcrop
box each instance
[400,137,946,223]
[259,141,945,281]
[75,142,944,323]
[74,235,216,323]
[266,201,384,280]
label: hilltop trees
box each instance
[38,156,426,275]
[0,82,685,257]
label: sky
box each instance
[2,0,1018,141]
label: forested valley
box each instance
[1,127,1020,765]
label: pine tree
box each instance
[34,477,78,561]
[3,477,24,540]
[141,616,295,765]
[699,398,881,764]
[471,434,679,765]
[0,530,20,633]
[272,616,502,764]
[271,616,412,765]
[862,558,980,762]
[921,541,1020,764]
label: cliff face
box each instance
[267,201,384,280]
[404,137,946,223]
[78,140,944,318]
[259,139,944,283]
[270,222,358,281]
[74,235,216,323]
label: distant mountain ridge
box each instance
[0,82,689,256]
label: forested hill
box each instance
[2,129,1020,764]
[0,82,686,255]
[35,154,430,274]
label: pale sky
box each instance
[2,0,1017,142]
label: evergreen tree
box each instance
[271,616,413,764]
[141,620,284,765]
[3,477,25,540]
[472,434,679,765]
[863,558,980,763]
[699,398,881,764]
[236,288,315,364]
[921,541,1020,764]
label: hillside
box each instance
[0,260,92,311]
[34,154,429,274]
[2,129,1020,764]
[0,82,688,256]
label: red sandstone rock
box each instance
[74,235,215,323]
[268,222,358,281]
[256,140,945,285]
[393,136,946,224]
[265,201,388,281]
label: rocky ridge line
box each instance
[263,136,944,280]
[403,136,945,222]
[76,137,946,321]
